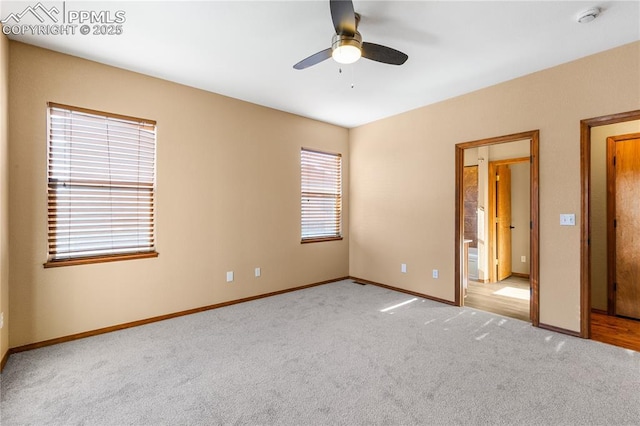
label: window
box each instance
[301,148,342,242]
[45,103,157,267]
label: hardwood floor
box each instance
[465,278,640,352]
[463,276,530,322]
[590,312,640,352]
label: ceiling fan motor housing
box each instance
[332,31,362,52]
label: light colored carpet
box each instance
[1,279,639,425]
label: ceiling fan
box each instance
[293,0,408,70]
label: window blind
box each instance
[47,103,157,263]
[301,148,342,241]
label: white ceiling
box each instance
[2,1,639,128]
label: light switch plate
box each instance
[226,271,234,282]
[401,263,407,273]
[560,214,575,226]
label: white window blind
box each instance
[47,103,157,264]
[301,148,342,242]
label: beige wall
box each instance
[6,39,640,347]
[0,30,9,361]
[590,121,640,311]
[350,41,640,332]
[8,42,349,348]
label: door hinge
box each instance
[530,221,533,230]
[530,155,533,164]
[496,175,500,181]
[495,259,499,266]
[614,282,617,291]
[614,219,617,228]
[613,156,616,166]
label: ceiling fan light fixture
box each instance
[333,44,361,64]
[332,32,362,64]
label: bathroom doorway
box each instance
[455,131,539,325]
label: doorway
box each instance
[455,131,539,326]
[580,110,640,341]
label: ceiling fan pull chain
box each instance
[351,63,356,89]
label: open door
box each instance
[488,159,526,283]
[607,134,640,320]
[495,164,512,281]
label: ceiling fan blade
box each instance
[293,48,333,70]
[361,42,408,66]
[330,0,356,35]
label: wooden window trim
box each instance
[46,103,157,266]
[47,102,156,126]
[301,148,343,242]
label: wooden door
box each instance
[496,165,512,281]
[608,135,640,319]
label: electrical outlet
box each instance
[226,271,234,282]
[401,263,407,273]
[255,267,261,278]
[432,269,439,279]
[521,255,526,263]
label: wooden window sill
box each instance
[301,236,343,244]
[44,252,158,268]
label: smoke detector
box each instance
[577,7,601,23]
